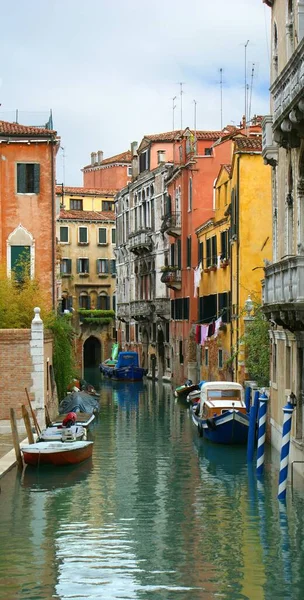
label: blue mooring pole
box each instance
[247,390,260,462]
[245,386,251,413]
[256,390,269,476]
[278,400,295,502]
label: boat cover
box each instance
[116,352,140,368]
[59,391,100,415]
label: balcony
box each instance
[262,116,278,166]
[161,212,181,237]
[271,37,304,148]
[128,228,152,255]
[262,255,304,331]
[160,267,182,290]
[154,297,170,319]
[130,300,152,321]
[116,302,130,322]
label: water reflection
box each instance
[0,380,304,599]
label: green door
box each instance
[11,246,30,281]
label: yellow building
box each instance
[56,186,117,379]
[196,135,272,383]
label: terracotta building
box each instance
[262,0,304,471]
[0,118,60,307]
[82,149,132,190]
[56,186,117,382]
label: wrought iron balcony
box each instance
[160,267,182,290]
[271,37,304,148]
[161,212,181,237]
[262,255,304,331]
[116,302,130,321]
[128,228,153,255]
[130,300,152,320]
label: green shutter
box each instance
[33,164,40,193]
[77,259,81,273]
[79,227,87,243]
[105,260,109,273]
[111,228,116,244]
[112,295,116,311]
[17,164,26,193]
[106,296,110,309]
[96,259,100,274]
[99,228,106,244]
[110,259,116,274]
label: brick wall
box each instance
[0,328,57,433]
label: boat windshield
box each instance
[207,389,241,400]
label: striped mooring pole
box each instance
[256,390,269,477]
[278,398,295,502]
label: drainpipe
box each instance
[235,155,240,378]
[51,137,56,310]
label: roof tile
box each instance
[234,136,262,152]
[0,120,57,136]
[59,209,115,221]
[56,185,117,196]
[83,150,131,170]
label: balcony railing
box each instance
[116,303,130,321]
[128,228,153,254]
[271,37,304,147]
[263,255,304,330]
[161,212,181,237]
[154,297,170,319]
[130,300,152,320]
[160,267,182,290]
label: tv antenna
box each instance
[248,63,255,124]
[178,82,185,129]
[244,40,250,129]
[193,99,197,137]
[172,96,177,130]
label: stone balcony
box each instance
[154,297,170,319]
[129,228,153,255]
[130,300,152,321]
[116,302,130,322]
[262,255,304,331]
[161,212,181,238]
[271,37,304,148]
[160,268,182,290]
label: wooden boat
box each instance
[51,412,95,428]
[21,440,94,466]
[174,380,201,400]
[100,351,147,382]
[186,389,201,405]
[191,381,249,445]
[38,424,87,443]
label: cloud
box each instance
[0,0,270,185]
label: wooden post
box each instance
[10,408,23,470]
[25,387,41,436]
[21,405,35,444]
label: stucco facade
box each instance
[82,149,132,190]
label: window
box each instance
[77,258,89,274]
[70,199,83,210]
[219,292,231,323]
[205,348,209,367]
[206,238,212,267]
[139,150,149,173]
[111,228,116,244]
[79,293,90,309]
[177,239,182,269]
[110,259,116,275]
[102,200,114,211]
[218,349,223,369]
[60,226,69,243]
[98,228,107,244]
[97,258,109,274]
[186,236,192,268]
[60,258,72,275]
[127,165,132,177]
[220,230,229,260]
[112,294,116,311]
[11,245,30,281]
[198,241,203,266]
[211,236,217,265]
[157,150,166,164]
[188,177,193,211]
[17,163,40,194]
[179,340,184,364]
[78,227,88,244]
[204,148,212,156]
[97,293,110,310]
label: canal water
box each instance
[0,380,304,600]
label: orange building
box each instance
[0,119,60,307]
[163,120,263,384]
[82,149,132,190]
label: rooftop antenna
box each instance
[244,40,250,131]
[178,82,185,130]
[172,96,177,130]
[219,68,223,130]
[248,63,255,125]
[193,99,197,135]
[60,146,66,186]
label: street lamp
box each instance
[245,295,254,317]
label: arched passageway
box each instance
[83,336,102,389]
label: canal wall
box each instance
[0,313,58,433]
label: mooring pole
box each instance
[256,390,269,477]
[278,397,295,501]
[10,408,23,470]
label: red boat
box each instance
[21,440,94,467]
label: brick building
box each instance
[82,149,132,190]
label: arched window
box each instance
[97,292,110,310]
[79,292,90,309]
[7,224,35,280]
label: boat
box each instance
[100,351,147,381]
[21,440,94,467]
[58,391,100,416]
[190,381,249,445]
[174,379,204,400]
[186,389,201,405]
[38,413,87,442]
[51,412,95,428]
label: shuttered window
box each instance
[17,163,40,194]
[79,227,88,244]
[98,228,107,244]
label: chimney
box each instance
[97,150,104,164]
[91,152,97,166]
[131,141,138,179]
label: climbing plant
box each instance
[45,313,76,401]
[243,301,271,387]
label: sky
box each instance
[0,0,271,186]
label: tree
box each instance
[243,302,270,387]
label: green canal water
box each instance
[0,380,304,600]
